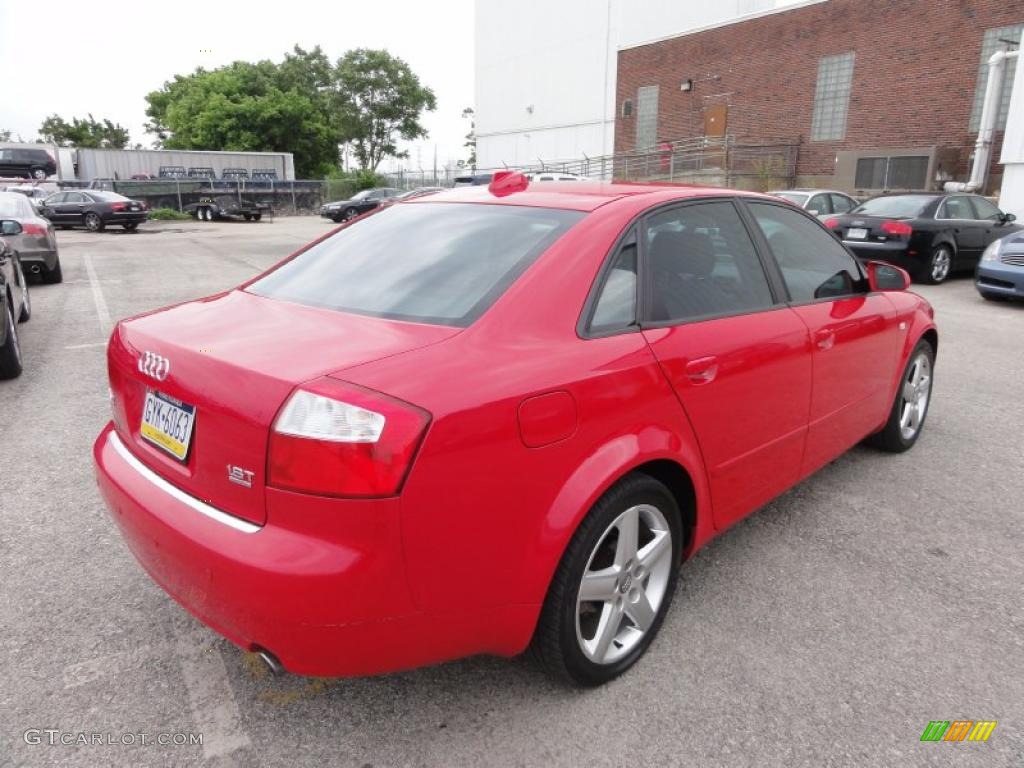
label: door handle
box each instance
[815,329,835,351]
[685,356,719,384]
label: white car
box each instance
[523,171,593,182]
[770,188,858,219]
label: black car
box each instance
[0,147,57,180]
[40,190,148,232]
[0,220,32,379]
[453,172,494,186]
[825,193,1021,284]
[185,195,271,222]
[320,187,400,222]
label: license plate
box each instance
[140,390,196,461]
[846,227,868,240]
[129,204,139,211]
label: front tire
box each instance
[84,212,104,232]
[122,222,139,231]
[343,207,359,221]
[867,339,935,452]
[0,296,23,379]
[532,474,682,686]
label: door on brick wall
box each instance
[704,105,728,137]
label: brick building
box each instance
[615,0,1022,194]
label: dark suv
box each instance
[0,147,57,180]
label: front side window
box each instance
[748,202,864,303]
[831,194,855,214]
[807,194,832,215]
[65,192,86,203]
[645,201,774,323]
[970,196,1002,221]
[589,228,637,334]
[248,203,584,327]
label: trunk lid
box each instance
[107,289,458,525]
[832,214,910,244]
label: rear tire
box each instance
[42,257,63,284]
[122,222,139,231]
[84,212,104,232]
[16,263,30,322]
[867,339,935,453]
[253,213,262,222]
[0,296,23,379]
[31,167,47,180]
[920,246,952,285]
[531,473,682,686]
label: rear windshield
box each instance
[0,194,32,217]
[248,202,584,326]
[87,190,130,202]
[851,195,933,218]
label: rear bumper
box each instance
[102,211,148,224]
[93,424,525,675]
[843,241,927,275]
[17,247,58,271]
[976,262,1024,298]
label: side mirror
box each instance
[866,260,910,292]
[0,220,23,236]
[1000,212,1017,224]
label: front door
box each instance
[745,201,901,476]
[639,200,812,530]
[939,195,988,263]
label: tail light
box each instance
[268,378,430,498]
[881,220,913,237]
[21,222,47,236]
[823,217,839,230]
[111,202,128,211]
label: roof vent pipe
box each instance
[945,48,1019,193]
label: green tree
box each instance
[144,51,341,178]
[38,114,130,148]
[461,107,476,170]
[333,49,437,171]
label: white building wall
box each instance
[474,0,807,169]
[999,51,1024,218]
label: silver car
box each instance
[770,188,859,220]
[0,192,61,283]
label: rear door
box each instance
[61,192,88,225]
[639,199,812,530]
[745,201,900,476]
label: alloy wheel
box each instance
[899,352,932,441]
[931,248,951,282]
[85,213,101,232]
[575,504,673,665]
[344,208,359,221]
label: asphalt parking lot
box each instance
[1,216,1022,768]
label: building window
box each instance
[810,52,855,141]
[969,24,1023,132]
[622,99,633,118]
[635,86,659,149]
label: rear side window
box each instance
[748,202,864,303]
[589,228,637,334]
[940,196,975,220]
[248,203,584,327]
[645,201,774,323]
[831,193,855,214]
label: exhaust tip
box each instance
[29,264,42,274]
[254,647,286,676]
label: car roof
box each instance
[407,181,771,212]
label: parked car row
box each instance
[0,219,33,378]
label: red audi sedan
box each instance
[94,175,937,685]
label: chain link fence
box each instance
[48,136,800,214]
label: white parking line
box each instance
[65,341,108,350]
[174,617,252,760]
[82,253,114,335]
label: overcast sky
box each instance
[0,1,474,173]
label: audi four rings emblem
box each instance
[138,351,170,381]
